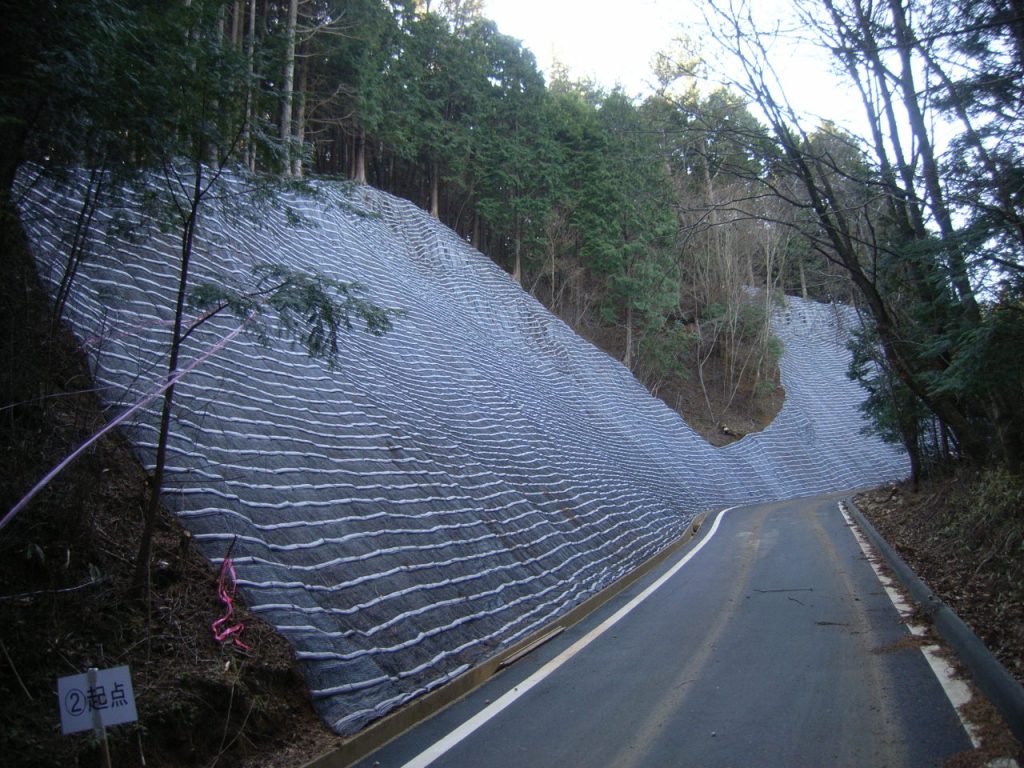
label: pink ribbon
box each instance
[1,315,251,534]
[211,555,251,651]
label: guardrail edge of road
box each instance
[844,495,1024,746]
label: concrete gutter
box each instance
[302,511,710,768]
[845,496,1024,744]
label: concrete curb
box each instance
[845,496,1024,744]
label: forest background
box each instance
[3,0,1022,473]
[0,1,1022,765]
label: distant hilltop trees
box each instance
[2,0,1021,475]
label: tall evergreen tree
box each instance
[706,0,1024,469]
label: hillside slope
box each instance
[12,166,908,734]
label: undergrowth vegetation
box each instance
[857,469,1024,686]
[950,468,1024,579]
[0,216,336,768]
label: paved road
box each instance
[356,496,974,767]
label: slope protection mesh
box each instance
[15,167,908,733]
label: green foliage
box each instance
[1,0,131,174]
[638,323,696,383]
[737,301,768,340]
[936,467,1024,573]
[753,376,779,398]
[757,0,1023,467]
[555,88,680,337]
[3,3,750,419]
[257,263,398,346]
[190,263,402,367]
[2,0,295,186]
[971,467,1024,527]
[764,334,784,366]
[850,334,905,443]
[848,321,937,484]
[930,302,1024,400]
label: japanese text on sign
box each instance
[57,666,138,735]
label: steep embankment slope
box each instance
[14,167,908,734]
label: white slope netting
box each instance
[14,167,908,734]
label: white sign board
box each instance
[57,665,138,735]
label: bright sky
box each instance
[484,0,866,135]
[485,0,690,97]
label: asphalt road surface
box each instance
[356,495,974,767]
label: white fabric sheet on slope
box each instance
[15,167,908,734]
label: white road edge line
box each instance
[400,506,736,768]
[838,501,981,748]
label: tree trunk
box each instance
[783,129,990,463]
[279,0,298,175]
[291,53,307,178]
[852,261,988,464]
[512,214,522,284]
[244,0,256,172]
[549,236,557,312]
[886,0,980,323]
[624,303,634,370]
[133,164,203,601]
[53,168,104,325]
[353,126,367,184]
[430,161,440,218]
[231,0,241,46]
